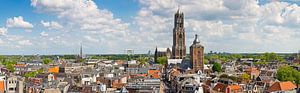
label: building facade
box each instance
[172,9,186,59]
[154,47,172,63]
[190,34,204,72]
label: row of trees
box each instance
[90,54,151,61]
[0,55,53,73]
[0,56,18,72]
[24,69,44,78]
[206,52,285,63]
[206,54,243,63]
[259,52,284,62]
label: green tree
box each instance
[6,64,15,72]
[204,58,209,64]
[260,52,284,62]
[157,56,168,65]
[241,73,250,81]
[137,57,149,67]
[277,66,295,81]
[1,60,17,73]
[24,71,38,78]
[212,62,222,72]
[42,58,53,64]
[79,58,86,62]
[232,54,242,59]
[294,72,300,86]
[37,69,44,74]
[277,66,300,85]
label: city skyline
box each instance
[1,0,300,55]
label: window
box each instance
[9,88,14,91]
[179,34,182,38]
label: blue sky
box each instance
[0,0,300,55]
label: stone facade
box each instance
[154,47,172,63]
[172,9,186,59]
[190,34,204,72]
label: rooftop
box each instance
[267,81,297,92]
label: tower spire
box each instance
[177,5,182,14]
[80,43,83,59]
[172,5,186,59]
[193,34,200,44]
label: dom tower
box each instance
[172,9,186,59]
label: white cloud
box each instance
[133,0,300,53]
[31,0,128,32]
[3,0,297,54]
[6,16,33,29]
[0,39,4,44]
[41,20,63,30]
[18,40,33,46]
[0,27,7,36]
[28,0,132,54]
[84,35,99,42]
[40,31,49,37]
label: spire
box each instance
[80,43,83,58]
[177,5,182,14]
[193,34,200,44]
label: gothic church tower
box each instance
[172,8,186,59]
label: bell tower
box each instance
[172,8,186,59]
[190,34,204,72]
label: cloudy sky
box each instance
[0,0,300,55]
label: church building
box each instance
[172,9,186,59]
[154,8,205,73]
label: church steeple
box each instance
[172,7,186,59]
[80,43,83,59]
[174,6,184,28]
[176,5,182,14]
[190,34,204,72]
[193,34,200,44]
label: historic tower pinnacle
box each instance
[172,8,186,59]
[80,43,83,59]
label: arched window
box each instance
[179,34,182,38]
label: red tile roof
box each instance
[267,81,297,92]
[148,70,160,78]
[227,85,241,90]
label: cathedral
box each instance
[155,8,205,72]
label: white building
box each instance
[168,59,182,65]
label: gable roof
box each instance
[213,83,227,92]
[228,85,241,90]
[267,81,297,92]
